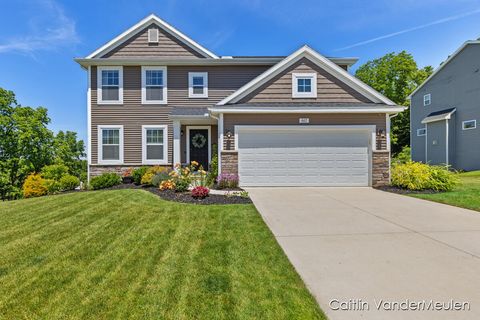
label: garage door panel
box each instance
[237,127,371,187]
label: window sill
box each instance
[98,101,124,105]
[141,101,168,105]
[142,160,169,165]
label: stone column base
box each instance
[220,151,238,175]
[372,151,390,187]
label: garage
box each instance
[236,126,374,187]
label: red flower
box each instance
[191,186,209,199]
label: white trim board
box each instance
[209,106,406,114]
[217,45,396,106]
[186,126,212,165]
[86,14,218,59]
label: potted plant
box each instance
[122,168,134,184]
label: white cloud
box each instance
[335,8,480,51]
[0,0,79,54]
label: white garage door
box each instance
[237,126,372,187]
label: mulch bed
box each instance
[375,185,441,195]
[106,183,252,205]
[147,188,252,205]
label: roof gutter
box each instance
[208,106,406,114]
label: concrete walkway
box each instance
[246,187,480,320]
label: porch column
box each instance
[218,113,223,173]
[173,120,181,165]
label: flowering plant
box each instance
[159,179,175,190]
[217,173,239,189]
[191,186,209,199]
[122,168,133,177]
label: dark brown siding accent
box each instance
[222,113,387,150]
[91,66,266,165]
[102,24,205,58]
[239,57,372,104]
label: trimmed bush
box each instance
[391,161,458,191]
[41,164,69,180]
[22,174,48,198]
[44,179,62,194]
[392,146,411,165]
[59,175,80,191]
[174,179,190,192]
[141,166,169,185]
[217,173,239,189]
[152,172,170,187]
[90,173,122,190]
[132,167,149,185]
[191,186,209,199]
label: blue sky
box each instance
[1,0,480,143]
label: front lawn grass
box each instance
[0,189,324,319]
[411,171,480,211]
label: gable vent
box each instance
[148,28,159,43]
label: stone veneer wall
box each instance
[89,165,171,179]
[220,151,238,175]
[372,151,390,186]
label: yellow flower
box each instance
[174,163,181,168]
[191,161,199,167]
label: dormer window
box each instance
[188,72,208,98]
[148,28,159,43]
[292,73,317,98]
[423,94,431,106]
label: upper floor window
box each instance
[423,94,431,106]
[292,73,317,98]
[462,119,476,130]
[417,128,426,136]
[142,66,167,104]
[98,125,123,164]
[142,125,168,164]
[188,72,208,98]
[97,67,123,104]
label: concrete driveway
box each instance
[246,187,480,320]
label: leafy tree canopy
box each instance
[355,51,433,153]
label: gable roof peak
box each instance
[85,14,218,59]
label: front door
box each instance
[188,128,209,169]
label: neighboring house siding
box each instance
[102,24,205,58]
[90,65,268,164]
[411,44,480,170]
[238,57,373,104]
[222,113,387,150]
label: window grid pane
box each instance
[102,70,119,87]
[146,129,164,144]
[146,70,163,87]
[297,78,312,93]
[102,129,119,145]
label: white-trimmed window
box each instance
[142,125,168,164]
[142,66,167,104]
[417,128,426,136]
[292,73,317,98]
[98,125,123,164]
[188,72,208,98]
[423,94,431,106]
[97,67,123,104]
[462,119,476,130]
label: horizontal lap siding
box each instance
[223,113,386,150]
[102,24,204,58]
[91,66,267,165]
[239,57,372,104]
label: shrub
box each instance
[392,146,411,165]
[59,174,80,191]
[170,162,196,192]
[152,172,170,187]
[391,161,458,191]
[41,164,69,180]
[22,174,48,198]
[159,179,175,190]
[132,166,149,185]
[90,173,122,190]
[140,166,168,185]
[217,173,239,189]
[174,179,190,192]
[191,186,209,199]
[141,172,155,185]
[44,179,63,194]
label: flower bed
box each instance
[148,188,251,205]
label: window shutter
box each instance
[148,28,159,43]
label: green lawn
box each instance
[411,171,480,211]
[0,189,324,319]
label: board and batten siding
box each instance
[90,65,268,165]
[102,24,205,58]
[239,57,373,104]
[222,113,387,150]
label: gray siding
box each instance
[426,121,447,165]
[239,57,373,104]
[102,24,205,58]
[411,44,480,170]
[91,65,268,165]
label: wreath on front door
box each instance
[191,133,207,148]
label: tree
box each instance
[53,131,86,177]
[355,51,433,154]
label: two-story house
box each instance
[409,40,480,170]
[75,14,404,187]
